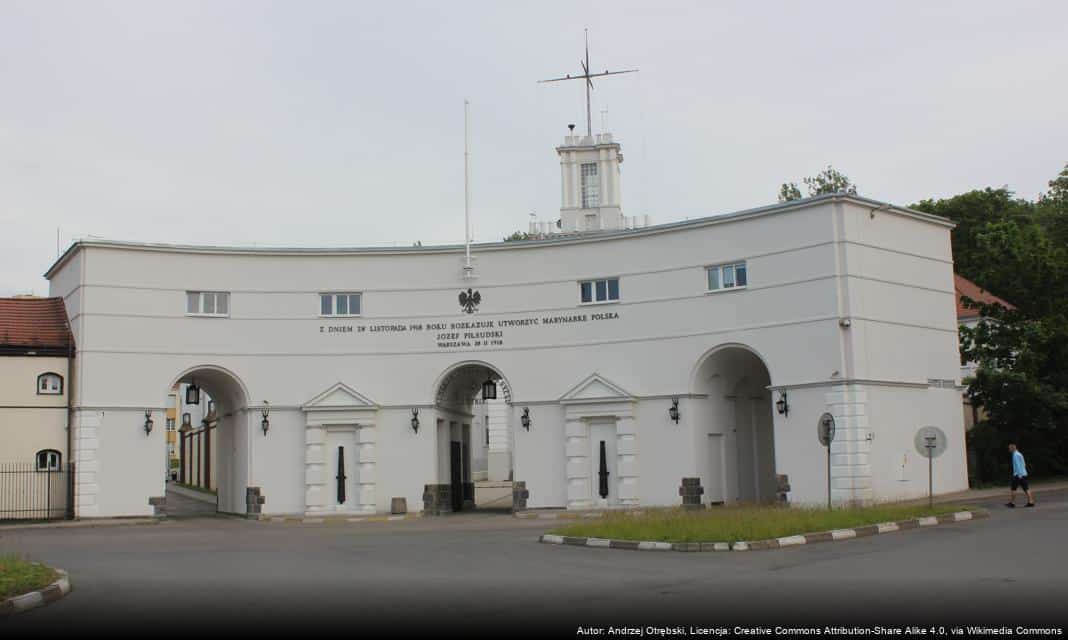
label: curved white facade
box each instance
[46,194,969,517]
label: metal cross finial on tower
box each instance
[538,29,638,137]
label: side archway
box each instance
[691,344,777,504]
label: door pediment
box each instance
[559,373,635,404]
[302,382,379,412]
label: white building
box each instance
[44,131,969,518]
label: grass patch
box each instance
[0,555,58,600]
[551,503,972,543]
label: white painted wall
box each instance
[46,194,968,516]
[0,356,69,463]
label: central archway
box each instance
[428,361,514,513]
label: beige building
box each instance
[0,297,73,464]
[0,297,74,520]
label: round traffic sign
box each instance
[914,425,948,459]
[817,413,836,447]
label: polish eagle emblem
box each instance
[459,288,481,314]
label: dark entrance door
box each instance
[450,441,463,512]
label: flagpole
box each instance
[464,99,472,278]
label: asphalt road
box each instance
[2,491,1066,636]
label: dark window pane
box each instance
[596,280,607,301]
[607,279,619,300]
[735,263,747,287]
[581,282,592,303]
[321,294,332,315]
[337,294,349,315]
[349,294,361,315]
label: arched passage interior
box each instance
[692,346,777,504]
[166,366,250,516]
[430,362,514,512]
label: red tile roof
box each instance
[955,274,1014,320]
[0,297,73,355]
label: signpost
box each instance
[817,413,836,509]
[914,426,947,508]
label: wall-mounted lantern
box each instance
[185,379,200,405]
[143,409,154,436]
[261,401,270,436]
[520,407,532,431]
[481,377,497,401]
[776,390,789,417]
[669,397,680,424]
[180,412,192,434]
[410,408,420,433]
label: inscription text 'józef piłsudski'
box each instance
[318,311,620,350]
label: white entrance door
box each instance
[326,429,358,511]
[589,420,618,504]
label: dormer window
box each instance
[37,372,63,395]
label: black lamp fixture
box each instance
[481,376,497,401]
[143,409,154,436]
[261,401,270,436]
[179,412,192,433]
[185,379,200,405]
[776,390,789,417]
[520,407,532,431]
[669,397,680,424]
[410,408,420,433]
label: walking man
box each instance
[1006,442,1035,508]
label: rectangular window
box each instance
[166,418,175,432]
[320,293,362,317]
[579,278,620,304]
[707,262,748,292]
[581,162,600,209]
[186,291,230,317]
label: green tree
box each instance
[777,182,802,203]
[778,165,857,202]
[945,163,1068,481]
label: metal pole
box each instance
[826,445,832,510]
[928,449,933,509]
[463,100,471,274]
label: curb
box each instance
[263,513,424,525]
[515,511,606,520]
[538,509,988,553]
[0,568,72,618]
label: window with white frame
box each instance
[186,291,230,316]
[37,372,63,395]
[579,277,620,304]
[580,162,600,208]
[320,292,362,317]
[707,262,747,291]
[166,418,176,432]
[35,449,61,471]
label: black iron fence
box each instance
[0,461,74,521]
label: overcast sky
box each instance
[1,0,1065,296]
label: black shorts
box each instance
[1011,476,1030,491]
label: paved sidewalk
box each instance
[913,478,1068,506]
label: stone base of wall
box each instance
[512,481,529,512]
[422,484,452,515]
[246,487,265,516]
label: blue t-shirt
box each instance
[1012,450,1028,477]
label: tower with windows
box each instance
[557,130,625,233]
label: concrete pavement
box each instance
[1,490,1065,635]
